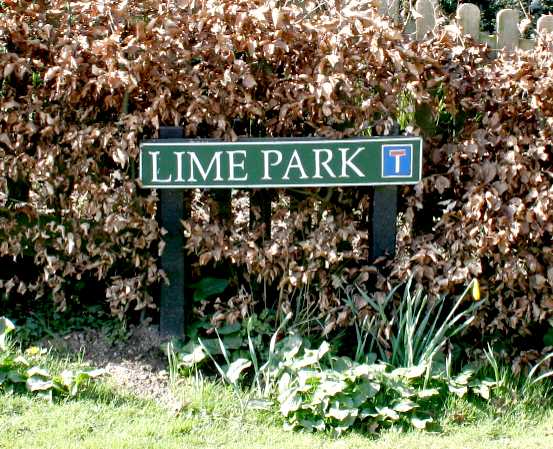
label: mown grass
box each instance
[2,373,553,449]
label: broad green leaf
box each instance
[314,379,348,398]
[27,367,50,378]
[297,417,325,432]
[359,407,378,419]
[26,376,54,392]
[198,339,223,355]
[36,389,53,402]
[391,364,426,379]
[332,415,357,434]
[14,356,29,367]
[180,345,206,367]
[83,369,105,378]
[278,372,291,394]
[453,368,475,385]
[61,370,74,387]
[417,388,440,398]
[0,317,15,351]
[276,335,303,361]
[8,371,26,383]
[375,406,400,421]
[221,335,243,350]
[415,102,437,136]
[393,400,418,413]
[333,357,353,372]
[448,384,468,397]
[293,341,330,369]
[217,322,241,335]
[470,381,491,400]
[225,358,251,384]
[327,403,358,420]
[351,380,380,405]
[190,278,229,302]
[297,369,321,390]
[411,415,433,429]
[279,390,302,416]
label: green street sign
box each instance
[139,137,423,188]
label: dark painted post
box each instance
[250,190,272,239]
[369,185,398,261]
[370,124,400,261]
[159,126,186,338]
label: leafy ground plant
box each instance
[0,317,104,400]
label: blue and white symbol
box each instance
[382,144,412,178]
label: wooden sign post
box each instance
[142,134,423,337]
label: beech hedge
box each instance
[0,0,551,361]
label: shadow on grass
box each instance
[73,381,161,410]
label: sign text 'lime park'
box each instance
[139,137,423,189]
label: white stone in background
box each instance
[415,0,436,41]
[457,3,480,40]
[377,0,400,21]
[537,15,553,34]
[497,9,520,50]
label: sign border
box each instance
[139,137,423,189]
[381,144,414,179]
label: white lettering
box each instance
[313,149,336,179]
[283,150,308,180]
[150,151,172,183]
[339,147,365,178]
[228,150,248,181]
[262,150,283,180]
[188,151,223,182]
[174,151,186,182]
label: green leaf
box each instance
[326,403,358,421]
[393,400,418,413]
[36,389,53,402]
[411,415,433,429]
[190,278,229,302]
[221,335,243,350]
[26,375,54,392]
[543,328,553,347]
[276,335,303,361]
[13,356,29,367]
[27,367,50,378]
[8,371,26,383]
[351,380,380,405]
[218,322,241,335]
[297,417,325,432]
[448,384,468,397]
[375,406,400,421]
[470,380,493,400]
[279,390,302,417]
[179,345,206,367]
[417,388,440,398]
[0,317,15,351]
[225,358,251,384]
[391,364,426,379]
[293,341,330,369]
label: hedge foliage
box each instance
[0,0,552,358]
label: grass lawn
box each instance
[2,377,553,449]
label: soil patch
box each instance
[41,320,180,409]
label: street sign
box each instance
[139,137,423,189]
